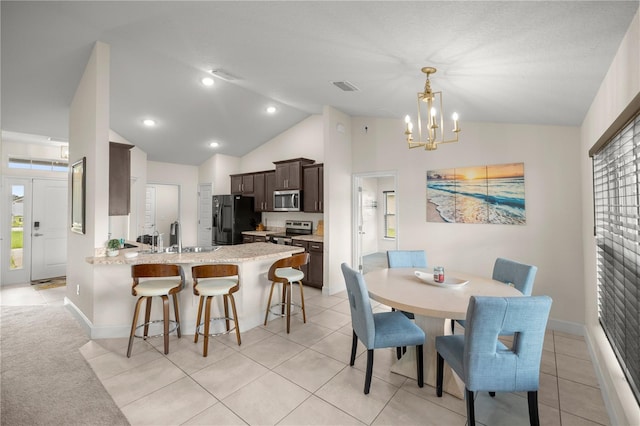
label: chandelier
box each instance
[404,67,460,150]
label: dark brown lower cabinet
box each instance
[242,235,267,243]
[292,240,323,289]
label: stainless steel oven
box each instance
[273,190,301,212]
[267,220,312,245]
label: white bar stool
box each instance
[263,252,310,333]
[192,264,241,357]
[127,263,185,358]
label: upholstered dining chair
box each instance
[341,263,425,394]
[386,250,428,270]
[436,295,552,426]
[387,250,427,358]
[452,257,538,334]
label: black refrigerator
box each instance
[212,195,261,245]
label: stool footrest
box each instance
[268,302,303,317]
[134,320,180,339]
[196,317,237,337]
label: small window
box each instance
[8,157,68,172]
[384,191,396,238]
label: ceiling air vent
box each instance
[332,81,360,92]
[210,69,240,81]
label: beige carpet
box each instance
[1,305,129,425]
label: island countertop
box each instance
[86,242,304,265]
[78,242,308,339]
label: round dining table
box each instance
[364,267,523,398]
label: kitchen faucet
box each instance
[171,221,182,254]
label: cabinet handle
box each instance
[315,201,318,210]
[319,201,322,210]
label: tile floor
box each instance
[1,283,610,426]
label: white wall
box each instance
[198,153,240,195]
[241,115,324,171]
[147,161,199,246]
[323,106,352,295]
[66,41,111,321]
[580,11,640,426]
[352,117,583,326]
[1,140,69,178]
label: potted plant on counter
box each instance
[106,239,121,257]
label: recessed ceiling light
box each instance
[209,141,219,148]
[142,119,156,126]
[266,106,277,114]
[201,77,214,86]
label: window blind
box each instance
[593,112,640,404]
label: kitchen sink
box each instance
[182,246,220,253]
[139,246,221,254]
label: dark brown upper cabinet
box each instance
[303,163,323,212]
[273,158,315,190]
[109,142,134,216]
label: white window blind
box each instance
[593,112,640,404]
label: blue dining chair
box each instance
[341,263,425,394]
[436,295,552,426]
[452,257,538,334]
[386,250,427,358]
[386,250,428,270]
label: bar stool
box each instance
[263,252,310,333]
[192,264,241,357]
[127,263,185,358]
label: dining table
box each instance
[364,267,523,398]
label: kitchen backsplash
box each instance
[261,212,323,233]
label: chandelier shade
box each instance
[404,67,460,150]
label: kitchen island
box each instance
[79,243,304,339]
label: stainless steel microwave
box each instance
[273,190,301,211]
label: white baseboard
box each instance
[546,318,585,336]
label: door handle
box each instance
[33,233,44,237]
[205,227,212,230]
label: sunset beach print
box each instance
[427,163,525,224]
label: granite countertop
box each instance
[241,230,283,237]
[291,235,323,243]
[86,242,304,265]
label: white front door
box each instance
[197,183,213,246]
[31,179,67,280]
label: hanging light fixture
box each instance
[404,67,460,150]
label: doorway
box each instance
[142,184,180,245]
[2,177,67,285]
[353,171,398,274]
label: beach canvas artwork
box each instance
[427,163,526,224]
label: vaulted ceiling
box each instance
[2,1,638,165]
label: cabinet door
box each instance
[275,163,290,189]
[318,165,324,212]
[242,174,254,194]
[303,165,323,212]
[288,162,301,189]
[254,236,267,242]
[109,142,132,216]
[254,172,266,212]
[308,242,323,288]
[291,240,309,280]
[265,171,276,211]
[303,166,319,212]
[230,175,243,194]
